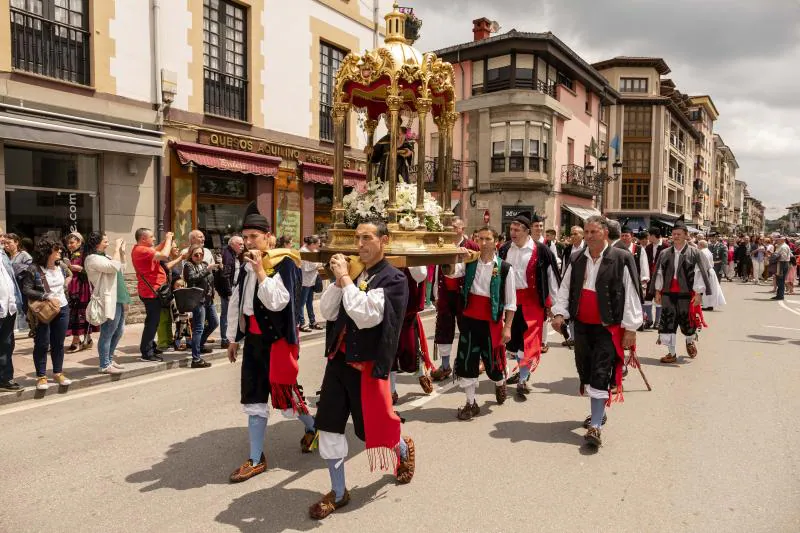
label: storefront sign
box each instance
[502,205,535,220]
[199,131,365,171]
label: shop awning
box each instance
[0,110,163,157]
[170,140,280,176]
[561,204,601,221]
[300,162,366,188]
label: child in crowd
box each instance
[171,278,191,351]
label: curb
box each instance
[0,310,434,408]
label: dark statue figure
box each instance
[366,126,414,183]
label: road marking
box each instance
[764,325,800,332]
[0,360,233,417]
[779,300,800,317]
[406,380,459,408]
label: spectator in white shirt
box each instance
[298,235,324,332]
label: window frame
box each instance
[620,77,648,93]
[203,0,248,121]
[319,40,348,143]
[621,177,650,210]
[491,140,506,173]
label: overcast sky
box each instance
[400,0,800,219]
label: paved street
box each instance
[1,282,798,533]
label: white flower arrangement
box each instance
[343,181,443,231]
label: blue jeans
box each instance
[297,286,316,326]
[33,305,68,377]
[98,303,126,369]
[220,296,229,343]
[776,262,788,299]
[0,313,16,383]
[191,302,219,360]
[140,297,162,357]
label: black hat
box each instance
[242,201,270,233]
[637,228,648,239]
[620,218,632,234]
[673,215,688,232]
[513,211,532,229]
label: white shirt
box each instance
[552,243,643,331]
[299,245,322,287]
[536,234,562,269]
[319,270,386,330]
[44,266,68,307]
[627,242,651,282]
[408,266,428,284]
[0,257,17,318]
[454,257,517,312]
[506,236,559,304]
[654,243,707,293]
[225,263,290,341]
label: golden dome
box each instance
[383,3,423,69]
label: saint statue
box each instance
[365,126,415,183]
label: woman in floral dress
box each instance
[65,233,96,352]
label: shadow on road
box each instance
[125,421,318,492]
[489,420,584,446]
[215,476,390,533]
[531,377,580,396]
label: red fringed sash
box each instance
[416,315,434,371]
[463,294,507,373]
[515,288,544,372]
[358,360,402,473]
[250,316,308,415]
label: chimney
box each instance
[472,17,492,41]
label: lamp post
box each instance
[584,154,622,215]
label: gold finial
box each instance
[384,3,408,44]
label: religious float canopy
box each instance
[308,3,464,267]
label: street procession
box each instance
[1,1,798,532]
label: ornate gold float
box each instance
[303,3,464,268]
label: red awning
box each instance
[300,162,366,188]
[170,140,281,176]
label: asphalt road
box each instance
[1,282,798,533]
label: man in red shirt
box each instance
[132,228,173,362]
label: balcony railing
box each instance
[10,7,90,85]
[669,133,686,153]
[668,167,685,184]
[477,77,556,98]
[204,68,248,121]
[561,163,601,197]
[407,156,466,191]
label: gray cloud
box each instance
[402,0,800,218]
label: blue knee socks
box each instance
[590,398,606,429]
[441,355,450,370]
[298,412,315,434]
[389,371,397,394]
[248,415,267,464]
[519,366,531,384]
[326,459,347,502]
[397,437,409,461]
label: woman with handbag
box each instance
[20,238,72,390]
[182,244,218,368]
[84,232,130,375]
[65,233,97,352]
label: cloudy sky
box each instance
[401,0,800,219]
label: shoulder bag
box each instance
[28,267,62,325]
[137,264,173,308]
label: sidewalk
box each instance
[0,298,331,407]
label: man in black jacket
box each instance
[218,235,243,349]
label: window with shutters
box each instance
[320,41,347,142]
[203,0,248,120]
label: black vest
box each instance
[324,260,408,379]
[499,240,561,308]
[234,258,301,345]
[568,246,639,325]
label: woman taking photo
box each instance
[182,244,218,368]
[65,232,96,352]
[21,238,72,390]
[84,232,130,374]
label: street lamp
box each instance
[583,153,621,214]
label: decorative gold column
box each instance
[331,102,351,228]
[386,95,403,227]
[441,110,457,230]
[415,98,432,229]
[435,115,446,205]
[364,118,378,182]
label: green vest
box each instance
[461,255,503,322]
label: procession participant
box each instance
[708,233,728,281]
[654,216,711,364]
[531,216,559,354]
[225,202,316,484]
[551,215,642,448]
[500,212,560,399]
[615,225,650,287]
[698,240,726,310]
[453,226,516,419]
[310,220,414,520]
[559,226,585,347]
[431,217,479,382]
[644,227,669,329]
[390,266,434,405]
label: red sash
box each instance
[575,289,625,405]
[515,288,544,372]
[443,276,461,291]
[463,294,506,372]
[576,289,602,324]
